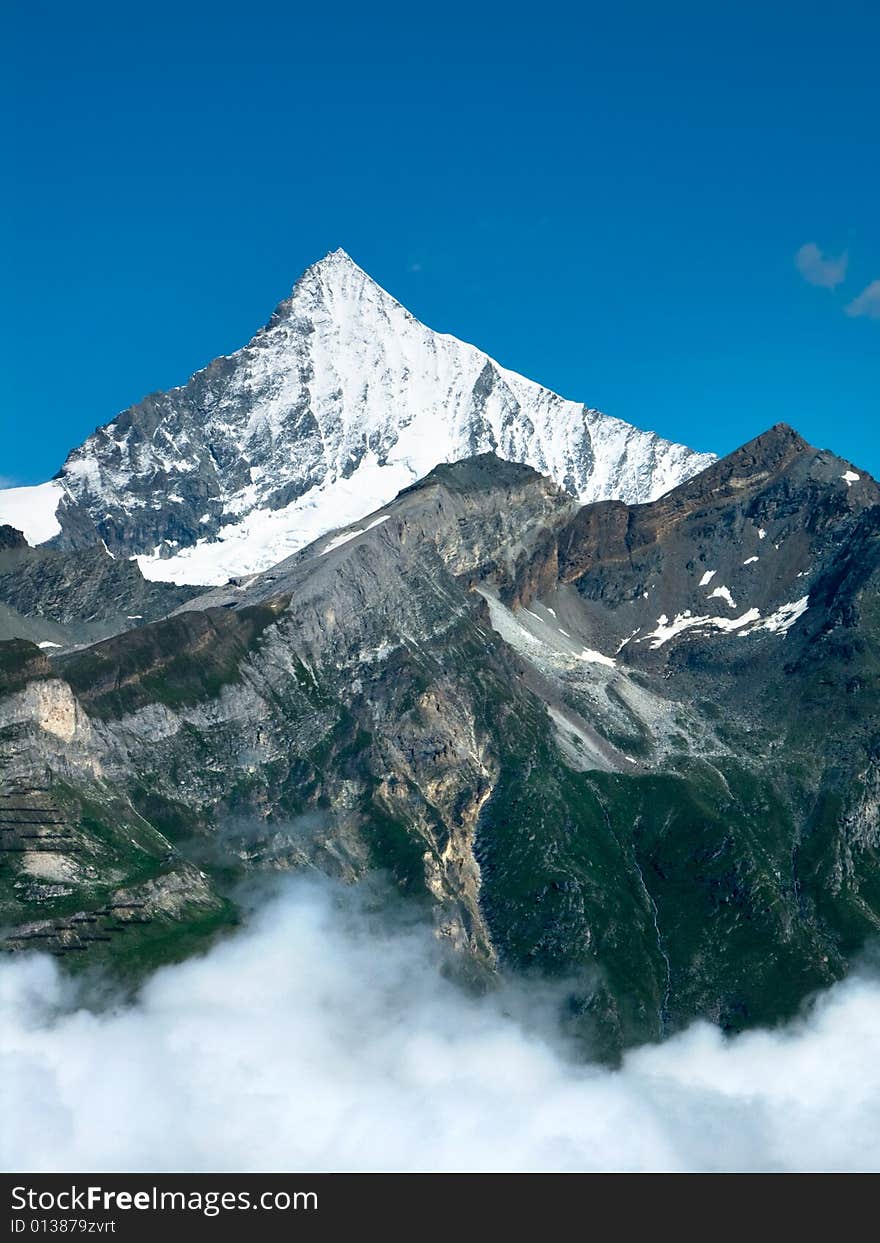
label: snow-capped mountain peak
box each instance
[0,251,714,585]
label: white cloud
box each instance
[2,877,880,1173]
[845,279,880,320]
[795,242,849,289]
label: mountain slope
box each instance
[0,250,712,585]
[0,525,201,650]
[2,428,878,1057]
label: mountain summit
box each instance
[0,250,713,584]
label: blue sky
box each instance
[3,0,879,484]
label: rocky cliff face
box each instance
[1,429,878,1058]
[0,250,712,585]
[0,529,201,649]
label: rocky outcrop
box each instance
[0,539,202,649]
[0,639,52,693]
[0,525,28,551]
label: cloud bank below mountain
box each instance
[3,877,879,1173]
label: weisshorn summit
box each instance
[0,250,712,585]
[0,256,877,1060]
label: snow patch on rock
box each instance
[641,595,809,649]
[708,585,736,609]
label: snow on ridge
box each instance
[0,481,64,546]
[136,454,413,585]
[319,514,390,556]
[58,250,713,584]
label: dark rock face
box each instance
[0,525,28,551]
[1,430,879,1060]
[0,638,52,693]
[0,539,203,649]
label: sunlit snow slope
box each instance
[0,482,66,546]
[1,250,714,585]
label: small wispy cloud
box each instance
[795,242,849,289]
[845,279,880,320]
